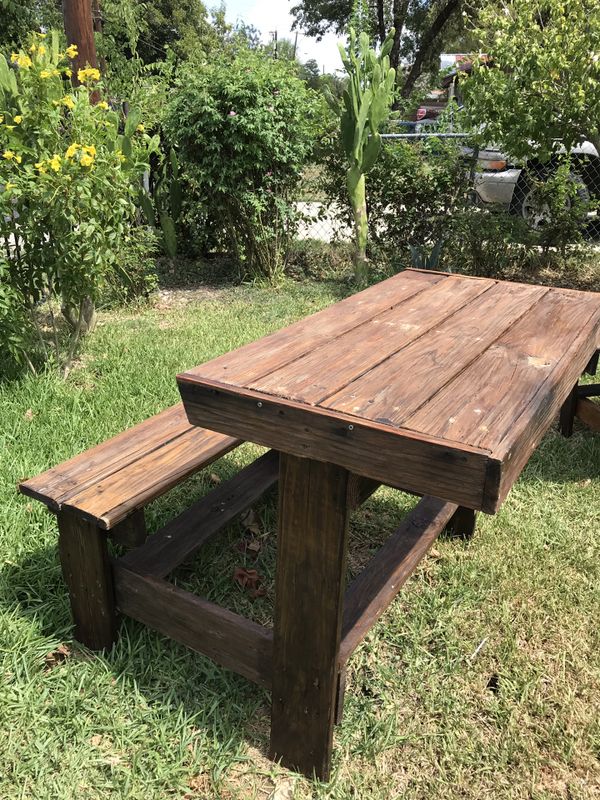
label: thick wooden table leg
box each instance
[270,455,350,781]
[559,383,578,437]
[57,509,118,651]
[446,506,477,539]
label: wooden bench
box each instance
[19,403,279,650]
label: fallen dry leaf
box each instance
[233,566,266,599]
[240,508,261,536]
[24,408,34,421]
[43,643,71,670]
[209,472,222,485]
[90,734,104,747]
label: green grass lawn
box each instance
[1,277,599,800]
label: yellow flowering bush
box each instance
[0,31,157,372]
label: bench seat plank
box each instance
[19,404,241,530]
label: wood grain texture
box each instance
[252,276,494,404]
[113,565,273,688]
[109,509,147,549]
[20,404,241,529]
[179,379,492,511]
[189,269,443,386]
[270,455,350,781]
[120,450,279,578]
[405,290,599,450]
[57,510,118,651]
[323,281,547,422]
[178,270,600,514]
[339,496,457,665]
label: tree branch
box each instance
[400,0,461,98]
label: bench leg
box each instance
[270,455,350,781]
[446,506,477,539]
[559,382,578,438]
[57,510,118,651]
[109,509,147,549]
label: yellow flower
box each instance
[136,123,145,132]
[4,125,15,131]
[64,68,72,78]
[61,96,75,110]
[30,44,37,54]
[65,143,80,159]
[5,182,16,191]
[80,153,94,167]
[66,44,78,59]
[15,154,22,164]
[40,70,51,79]
[35,161,47,174]
[37,45,46,56]
[0,115,3,123]
[36,32,47,39]
[49,155,61,172]
[77,67,101,83]
[97,101,109,110]
[83,145,97,157]
[3,150,16,160]
[11,53,32,69]
[14,115,22,124]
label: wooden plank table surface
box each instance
[177,269,600,779]
[178,269,600,513]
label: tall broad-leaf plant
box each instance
[338,27,396,283]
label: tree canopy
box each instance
[290,0,470,97]
[463,0,600,158]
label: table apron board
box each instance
[179,378,499,513]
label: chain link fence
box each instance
[295,132,600,248]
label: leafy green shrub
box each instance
[320,133,470,272]
[106,226,160,304]
[0,32,156,373]
[163,49,321,281]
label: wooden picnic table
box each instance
[177,268,600,779]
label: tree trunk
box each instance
[376,0,386,44]
[390,0,409,73]
[400,0,461,98]
[62,0,101,101]
[62,296,97,334]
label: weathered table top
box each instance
[177,269,600,513]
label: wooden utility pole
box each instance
[62,0,99,83]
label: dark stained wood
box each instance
[347,473,381,509]
[109,509,147,549]
[406,290,598,450]
[120,451,279,578]
[19,404,241,529]
[334,669,347,725]
[490,315,600,510]
[323,281,547,422]
[270,455,350,781]
[113,565,273,688]
[252,276,494,404]
[189,269,444,386]
[179,379,492,512]
[559,383,578,438]
[178,270,600,514]
[445,506,478,539]
[57,510,118,651]
[584,349,599,376]
[576,397,600,432]
[339,497,457,665]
